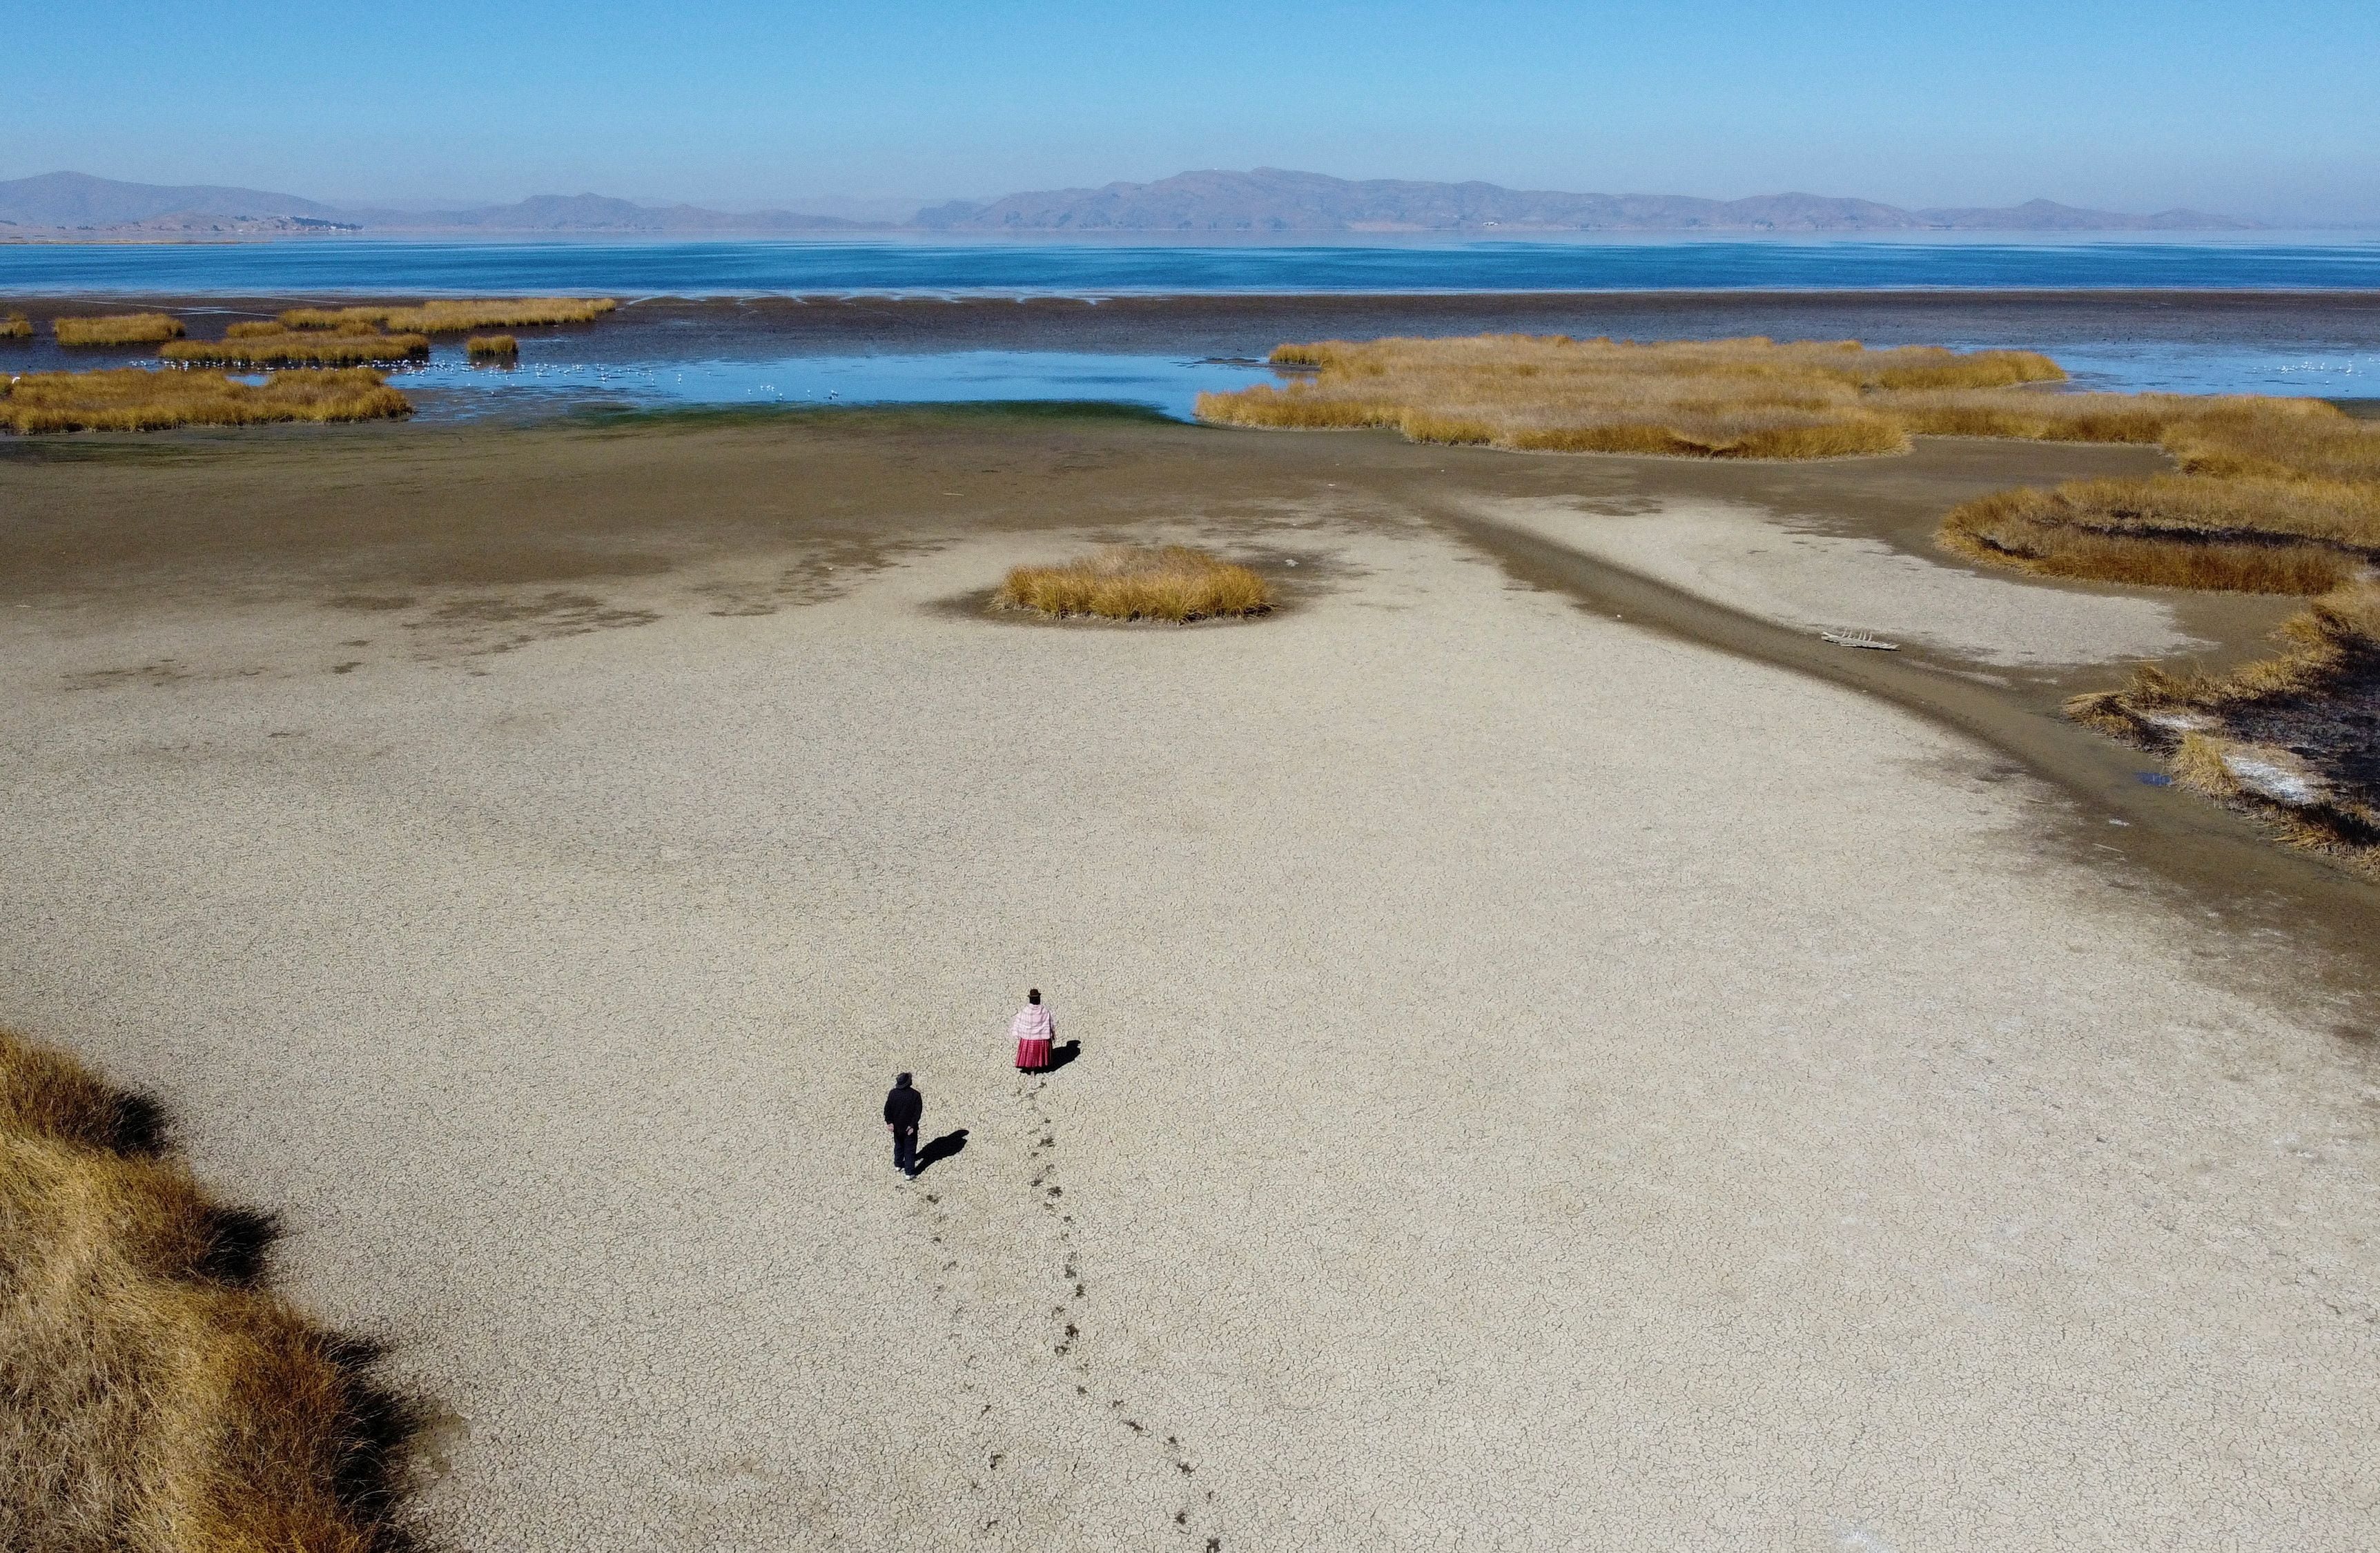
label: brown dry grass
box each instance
[273,313,386,335]
[1937,479,2372,594]
[0,313,31,342]
[2067,580,2380,870]
[279,297,616,335]
[1198,335,2065,459]
[1202,334,2380,595]
[52,314,185,347]
[995,545,1273,621]
[164,333,430,367]
[0,1026,409,1552]
[465,333,518,358]
[2077,580,2380,721]
[1934,396,2380,592]
[1,368,411,433]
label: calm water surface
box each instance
[393,350,1275,420]
[10,235,2379,416]
[6,235,2380,295]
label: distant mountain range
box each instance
[917,169,2256,234]
[0,173,884,237]
[0,168,2256,239]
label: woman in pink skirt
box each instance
[1011,988,1055,1072]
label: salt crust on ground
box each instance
[2,516,2375,1551]
[1474,494,2212,667]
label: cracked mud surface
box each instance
[5,413,2378,1550]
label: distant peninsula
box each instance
[0,168,2256,240]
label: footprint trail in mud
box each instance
[902,1059,1222,1547]
[1017,1068,1224,1549]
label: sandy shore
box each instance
[1469,492,2216,667]
[3,413,2377,1549]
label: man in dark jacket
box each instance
[884,1073,923,1177]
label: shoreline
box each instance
[8,285,2380,306]
[1439,504,2380,1027]
[6,291,2377,405]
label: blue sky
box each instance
[6,1,2374,222]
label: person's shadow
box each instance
[913,1129,969,1175]
[1042,1039,1081,1074]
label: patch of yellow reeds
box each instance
[273,311,387,335]
[2066,580,2380,868]
[52,313,185,346]
[466,333,519,358]
[1198,335,2065,460]
[1,367,411,433]
[1204,334,2380,595]
[1938,477,2376,594]
[995,544,1274,622]
[0,313,32,341]
[1936,399,2380,592]
[1,1025,412,1552]
[279,297,616,334]
[164,332,431,367]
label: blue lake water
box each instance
[10,235,2380,417]
[372,339,2380,420]
[5,235,2380,297]
[393,350,1276,420]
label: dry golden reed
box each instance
[1,367,410,433]
[2066,580,2380,869]
[1198,335,2066,460]
[164,331,431,367]
[466,333,519,358]
[0,313,31,341]
[0,1026,406,1552]
[2075,580,2380,725]
[995,545,1273,622]
[1203,333,2380,596]
[1937,475,2377,593]
[1931,394,2380,592]
[52,313,185,346]
[279,297,616,334]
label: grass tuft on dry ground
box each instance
[279,297,616,335]
[466,333,519,358]
[995,545,1274,622]
[52,313,185,346]
[164,332,431,367]
[2068,580,2380,870]
[1,367,411,433]
[0,1026,412,1552]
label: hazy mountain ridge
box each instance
[919,169,2256,233]
[353,193,887,233]
[0,173,881,235]
[0,168,2256,237]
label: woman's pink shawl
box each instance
[1010,1004,1055,1042]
